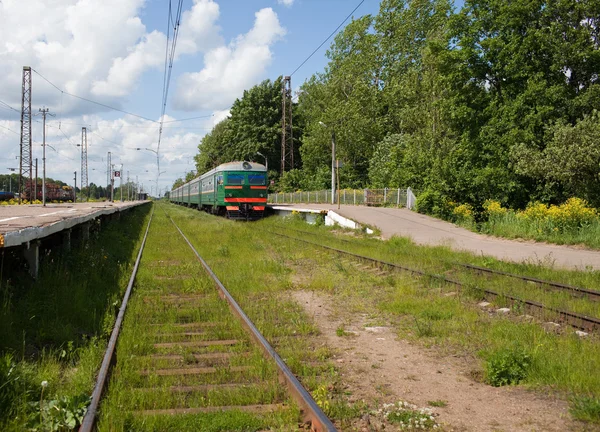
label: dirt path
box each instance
[292,290,582,431]
[276,204,600,270]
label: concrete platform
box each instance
[270,203,600,271]
[0,201,148,248]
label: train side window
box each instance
[248,174,265,185]
[217,175,223,185]
[226,174,244,185]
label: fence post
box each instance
[384,187,387,204]
[325,190,328,204]
[397,188,401,207]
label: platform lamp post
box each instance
[39,108,55,207]
[318,121,336,205]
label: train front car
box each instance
[219,161,267,220]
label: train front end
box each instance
[220,161,267,221]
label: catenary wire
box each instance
[289,0,365,77]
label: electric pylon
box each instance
[19,66,32,202]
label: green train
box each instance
[170,161,268,220]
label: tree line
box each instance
[187,0,600,212]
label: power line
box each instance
[0,124,20,135]
[162,114,213,123]
[0,99,20,113]
[156,0,185,187]
[32,68,158,123]
[289,0,365,77]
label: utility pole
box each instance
[39,107,54,207]
[34,158,38,202]
[280,76,293,174]
[127,170,130,201]
[107,152,112,202]
[73,171,77,202]
[119,164,123,202]
[81,127,88,202]
[110,164,114,202]
[19,66,32,203]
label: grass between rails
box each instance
[97,206,300,432]
[259,214,600,425]
[0,203,152,431]
[162,203,364,430]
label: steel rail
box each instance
[271,231,600,333]
[273,226,600,301]
[79,206,154,432]
[164,210,337,432]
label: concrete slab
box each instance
[269,203,600,271]
[0,201,149,248]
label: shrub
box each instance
[517,198,598,233]
[452,203,474,224]
[415,189,453,220]
[483,200,508,219]
[485,348,531,387]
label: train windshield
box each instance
[248,174,266,185]
[226,174,244,185]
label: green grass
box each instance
[0,203,152,431]
[96,206,307,431]
[481,212,600,250]
[251,212,600,424]
[146,204,365,430]
[265,220,600,321]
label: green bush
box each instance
[415,189,453,220]
[485,348,531,387]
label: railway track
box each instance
[273,226,600,301]
[80,206,336,431]
[269,229,600,334]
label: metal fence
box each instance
[269,187,417,209]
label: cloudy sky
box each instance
[0,0,379,196]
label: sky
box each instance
[0,0,413,196]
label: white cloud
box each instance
[91,31,166,97]
[173,8,286,111]
[0,0,223,113]
[277,0,295,6]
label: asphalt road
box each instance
[278,204,600,271]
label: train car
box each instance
[0,191,15,201]
[171,161,267,220]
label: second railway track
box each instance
[267,227,600,334]
[83,205,336,431]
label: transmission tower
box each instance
[81,127,88,201]
[280,76,293,174]
[19,66,32,202]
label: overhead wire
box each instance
[289,0,365,77]
[155,0,185,187]
[32,68,158,123]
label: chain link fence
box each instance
[269,188,417,209]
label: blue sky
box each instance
[0,0,458,194]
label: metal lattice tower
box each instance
[280,76,293,174]
[81,127,88,201]
[19,66,32,201]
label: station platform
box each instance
[268,203,600,271]
[0,201,147,248]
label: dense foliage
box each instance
[190,0,600,208]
